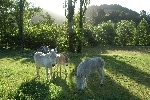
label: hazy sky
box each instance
[27,0,150,16]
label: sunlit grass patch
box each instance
[0,46,150,99]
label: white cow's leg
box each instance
[64,63,67,72]
[36,65,40,77]
[45,67,48,80]
[84,76,88,88]
[49,67,52,80]
[99,68,104,85]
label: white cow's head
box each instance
[49,48,57,67]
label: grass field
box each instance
[0,46,150,100]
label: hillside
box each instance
[86,4,139,14]
[86,4,139,18]
[31,4,140,24]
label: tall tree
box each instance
[0,0,9,48]
[77,0,90,53]
[137,18,150,45]
[18,0,25,52]
[64,0,77,52]
[0,0,14,48]
[116,20,136,46]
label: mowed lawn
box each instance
[0,46,150,100]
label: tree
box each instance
[16,0,25,52]
[0,0,7,48]
[101,20,116,45]
[64,0,77,52]
[136,18,150,45]
[15,0,42,49]
[16,0,42,51]
[0,0,18,49]
[23,2,42,27]
[115,20,136,46]
[77,0,90,53]
[92,20,116,46]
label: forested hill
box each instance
[85,4,144,25]
[31,4,141,24]
[86,4,139,16]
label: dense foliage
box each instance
[0,0,150,52]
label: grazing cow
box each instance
[34,48,57,81]
[76,57,105,91]
[56,53,69,72]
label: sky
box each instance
[27,0,150,16]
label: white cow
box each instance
[34,48,57,81]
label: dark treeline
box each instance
[0,1,150,52]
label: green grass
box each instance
[0,46,150,100]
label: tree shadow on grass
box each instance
[81,75,140,100]
[14,78,50,100]
[52,71,140,99]
[0,50,22,60]
[103,55,150,88]
[0,49,35,65]
[51,75,75,99]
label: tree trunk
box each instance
[19,0,24,52]
[68,21,75,53]
[77,0,83,53]
[67,0,75,53]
